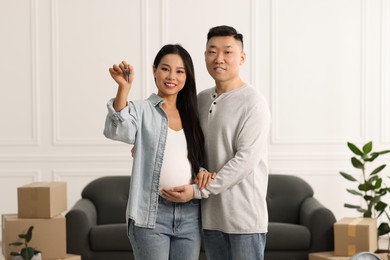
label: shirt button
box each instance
[209,110,212,113]
[213,102,216,105]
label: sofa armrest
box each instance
[300,197,336,252]
[66,198,97,258]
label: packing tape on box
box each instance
[347,218,363,237]
[347,218,363,256]
[348,244,356,256]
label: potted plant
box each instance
[339,141,390,252]
[9,225,41,260]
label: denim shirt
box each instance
[103,93,168,228]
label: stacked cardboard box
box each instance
[2,182,80,260]
[309,217,389,260]
[334,217,378,256]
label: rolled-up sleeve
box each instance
[103,98,137,144]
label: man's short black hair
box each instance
[207,25,244,49]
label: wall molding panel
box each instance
[30,0,40,146]
[51,0,64,146]
[141,0,150,99]
[51,0,112,146]
[52,168,130,181]
[270,0,367,145]
[381,0,390,143]
[161,0,168,45]
[0,154,133,163]
[0,0,39,146]
[250,0,258,87]
[0,170,41,181]
[51,0,145,146]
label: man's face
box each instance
[204,36,245,83]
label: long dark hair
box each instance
[153,44,205,177]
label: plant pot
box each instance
[12,253,42,260]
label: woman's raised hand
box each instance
[110,61,135,112]
[109,61,135,87]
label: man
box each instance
[162,25,271,260]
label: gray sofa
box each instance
[66,174,336,260]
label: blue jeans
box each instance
[128,196,201,260]
[203,229,267,260]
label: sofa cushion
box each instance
[82,176,130,225]
[266,222,310,250]
[266,174,313,224]
[90,223,132,251]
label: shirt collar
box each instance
[147,93,164,106]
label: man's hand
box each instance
[160,185,194,203]
[195,170,217,189]
[131,146,134,158]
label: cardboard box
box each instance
[18,182,67,218]
[376,253,390,260]
[309,251,389,260]
[2,214,67,260]
[334,217,378,256]
[309,251,350,260]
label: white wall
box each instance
[1,0,390,236]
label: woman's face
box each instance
[153,54,186,98]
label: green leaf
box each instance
[357,208,367,213]
[348,142,363,156]
[351,157,364,169]
[21,247,34,260]
[366,195,381,205]
[373,178,383,189]
[359,182,374,191]
[365,153,379,162]
[19,234,28,239]
[375,201,388,212]
[346,189,362,196]
[376,150,390,155]
[362,141,372,154]
[363,195,375,203]
[25,226,33,243]
[368,175,378,183]
[10,252,21,256]
[9,242,23,246]
[340,172,357,182]
[376,188,387,196]
[378,222,390,236]
[344,203,361,209]
[370,164,386,176]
